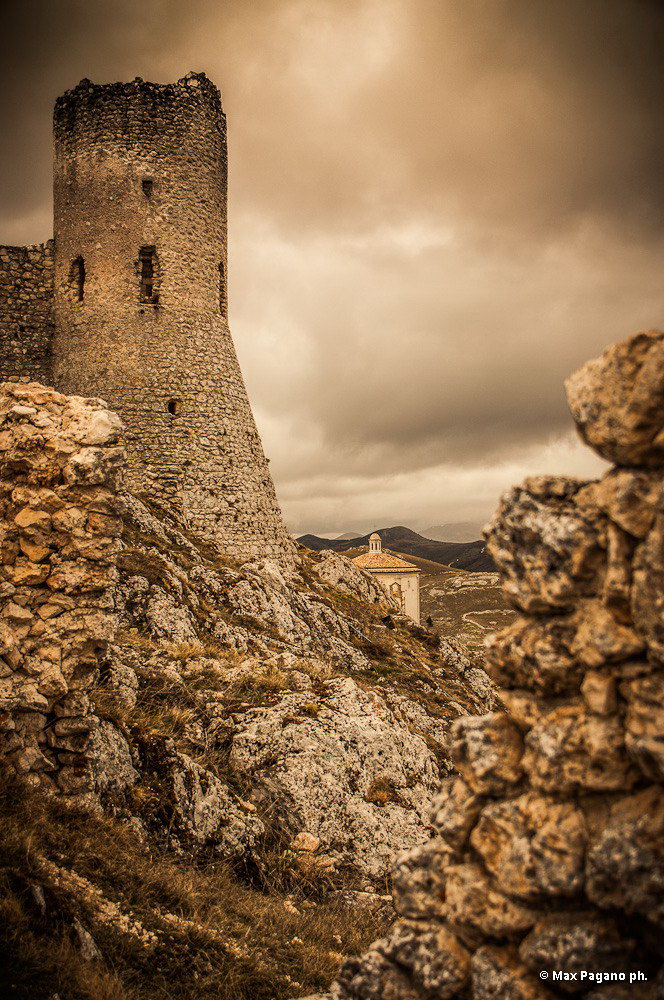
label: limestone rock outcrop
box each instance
[230,676,440,878]
[332,331,664,999]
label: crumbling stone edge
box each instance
[331,330,664,1000]
[0,381,124,799]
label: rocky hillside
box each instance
[0,381,493,1000]
[298,526,494,573]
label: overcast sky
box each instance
[1,0,663,536]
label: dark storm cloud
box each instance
[0,0,662,533]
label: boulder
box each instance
[518,914,632,992]
[445,864,537,939]
[471,946,553,1000]
[576,468,661,539]
[451,712,523,795]
[430,776,484,851]
[334,950,421,1000]
[565,330,664,467]
[621,671,664,780]
[522,703,635,793]
[585,786,664,926]
[391,838,452,920]
[632,512,664,664]
[485,602,644,696]
[376,921,471,998]
[230,676,440,878]
[88,720,137,794]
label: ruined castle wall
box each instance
[0,382,124,798]
[0,242,54,383]
[332,331,664,1000]
[51,74,294,566]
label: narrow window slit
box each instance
[142,178,154,197]
[70,256,85,301]
[139,246,159,304]
[167,399,181,416]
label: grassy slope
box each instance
[0,778,388,1000]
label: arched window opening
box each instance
[139,246,159,304]
[167,399,181,416]
[142,178,154,198]
[390,581,404,612]
[218,260,227,318]
[70,256,85,302]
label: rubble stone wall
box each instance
[0,242,54,384]
[0,381,124,798]
[332,330,664,1000]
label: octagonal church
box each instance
[353,533,421,623]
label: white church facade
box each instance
[353,533,421,624]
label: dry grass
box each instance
[0,777,390,1000]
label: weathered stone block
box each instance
[565,330,664,467]
[391,838,451,920]
[518,914,631,992]
[585,786,664,926]
[471,793,586,900]
[451,712,523,795]
[484,477,606,614]
[430,777,484,851]
[445,864,537,939]
[522,703,636,793]
[377,921,471,999]
[472,946,553,1000]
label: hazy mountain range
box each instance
[419,521,485,542]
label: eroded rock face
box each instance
[88,720,137,794]
[166,750,264,857]
[332,332,664,1000]
[470,793,587,901]
[230,677,440,878]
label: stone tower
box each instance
[50,73,293,565]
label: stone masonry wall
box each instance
[332,330,664,1000]
[0,242,54,383]
[0,381,124,799]
[51,74,295,567]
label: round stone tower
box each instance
[51,73,293,565]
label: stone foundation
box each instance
[332,330,664,999]
[0,382,124,797]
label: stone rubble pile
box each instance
[0,382,124,797]
[331,330,664,1000]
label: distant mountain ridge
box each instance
[421,520,485,542]
[297,525,494,572]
